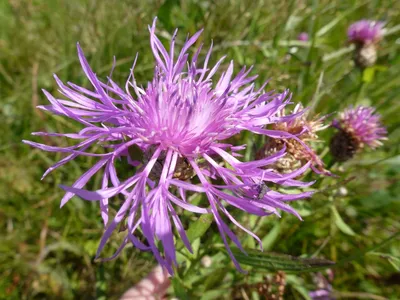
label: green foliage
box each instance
[176,213,214,250]
[230,249,335,272]
[1,0,399,299]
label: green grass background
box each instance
[1,0,400,299]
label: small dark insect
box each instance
[142,145,195,181]
[173,157,195,180]
[255,182,268,200]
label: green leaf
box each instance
[368,252,400,271]
[316,14,345,37]
[157,0,180,30]
[186,214,213,242]
[230,249,335,272]
[384,24,400,37]
[336,231,400,267]
[309,71,324,113]
[331,206,356,236]
[322,46,353,62]
[291,285,312,300]
[95,264,107,300]
[176,214,213,250]
[233,46,244,65]
[200,289,229,300]
[316,2,366,37]
[388,258,400,271]
[362,67,375,83]
[284,15,303,32]
[286,275,312,300]
[262,222,281,251]
[203,268,228,290]
[171,277,190,300]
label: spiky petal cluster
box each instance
[297,32,309,42]
[24,19,315,274]
[257,104,328,174]
[347,20,384,44]
[330,106,386,161]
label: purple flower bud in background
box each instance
[330,106,387,162]
[347,20,385,44]
[309,271,335,300]
[347,20,385,67]
[24,18,316,274]
[298,32,309,42]
[309,289,334,300]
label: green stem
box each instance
[335,231,400,267]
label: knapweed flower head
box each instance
[24,18,315,274]
[347,20,385,67]
[297,32,309,42]
[330,106,387,162]
[347,20,384,45]
[257,104,329,174]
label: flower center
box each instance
[142,145,195,181]
[329,130,359,162]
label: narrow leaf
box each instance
[157,0,179,30]
[176,214,213,250]
[322,46,353,62]
[286,275,312,300]
[368,252,400,271]
[186,214,213,243]
[200,289,229,300]
[230,249,335,272]
[336,231,400,267]
[262,222,281,251]
[203,268,228,290]
[171,277,190,300]
[362,67,375,83]
[331,206,356,236]
[316,2,366,37]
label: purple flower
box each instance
[330,106,387,161]
[334,106,387,148]
[297,32,309,42]
[347,20,384,44]
[309,289,334,300]
[309,271,335,300]
[24,19,315,274]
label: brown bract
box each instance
[257,105,328,174]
